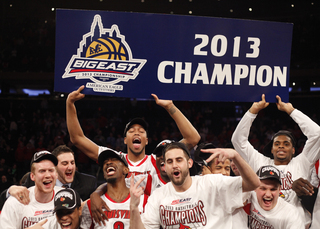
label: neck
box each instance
[34,187,54,203]
[274,160,290,166]
[106,179,130,202]
[173,175,192,192]
[127,149,145,162]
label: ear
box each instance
[146,137,148,145]
[30,172,35,181]
[123,166,129,176]
[78,206,83,216]
[292,147,295,155]
[124,137,127,145]
[188,158,193,169]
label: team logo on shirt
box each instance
[171,198,191,205]
[62,14,146,93]
[279,171,294,200]
[179,223,191,229]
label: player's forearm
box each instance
[66,99,99,161]
[66,99,85,142]
[130,207,145,229]
[168,104,200,149]
[93,183,108,196]
[231,111,257,161]
[232,152,260,192]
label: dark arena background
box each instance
[0,0,319,185]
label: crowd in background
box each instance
[0,95,319,193]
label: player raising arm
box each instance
[130,142,260,229]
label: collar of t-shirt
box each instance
[56,179,71,188]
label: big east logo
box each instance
[62,14,146,93]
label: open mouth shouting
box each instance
[43,180,53,188]
[106,166,116,176]
[173,170,181,178]
[60,221,72,229]
[262,196,273,209]
[65,171,73,179]
[132,137,142,149]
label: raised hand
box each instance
[276,95,295,115]
[67,85,86,104]
[249,94,269,114]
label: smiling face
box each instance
[255,179,280,211]
[124,124,148,157]
[56,153,76,184]
[165,148,192,188]
[271,135,295,165]
[30,160,57,194]
[56,207,82,229]
[103,157,129,183]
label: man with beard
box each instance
[130,142,260,229]
[0,151,62,228]
[231,94,320,227]
[80,148,148,228]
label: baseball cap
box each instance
[256,165,281,185]
[153,140,174,157]
[30,150,58,168]
[98,148,128,167]
[263,130,296,158]
[54,188,81,212]
[123,118,148,137]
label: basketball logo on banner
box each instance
[62,14,147,93]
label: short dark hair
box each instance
[163,142,190,161]
[52,145,74,158]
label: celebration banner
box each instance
[54,9,293,102]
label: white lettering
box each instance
[210,64,232,85]
[158,61,174,83]
[257,65,272,86]
[175,62,192,84]
[234,65,249,85]
[192,63,209,84]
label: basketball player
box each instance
[231,94,320,227]
[130,142,260,229]
[67,85,200,223]
[0,151,62,229]
[238,165,304,229]
[80,148,148,228]
[66,85,200,177]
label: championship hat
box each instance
[153,140,174,157]
[263,130,296,158]
[54,188,81,212]
[256,165,282,185]
[30,150,58,168]
[98,148,128,167]
[123,118,148,137]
